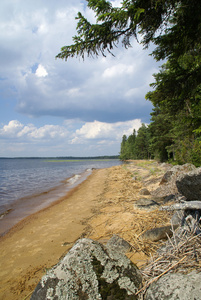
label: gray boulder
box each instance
[31,238,142,300]
[160,164,196,185]
[145,271,201,300]
[153,163,196,198]
[176,167,201,200]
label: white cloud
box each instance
[111,0,122,7]
[72,119,142,143]
[0,120,23,136]
[0,0,162,156]
[35,64,48,77]
[0,120,68,140]
[28,125,67,139]
[0,0,159,124]
[0,118,143,156]
[102,63,134,78]
[76,121,112,139]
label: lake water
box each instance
[0,158,121,235]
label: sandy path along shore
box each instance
[0,168,109,300]
[0,161,172,299]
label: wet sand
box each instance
[0,162,172,299]
[0,170,92,236]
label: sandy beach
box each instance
[0,161,172,299]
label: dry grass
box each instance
[86,162,174,260]
[84,162,201,298]
[137,227,201,297]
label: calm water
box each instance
[0,158,121,235]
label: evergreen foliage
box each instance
[119,124,151,160]
[57,0,201,62]
[146,53,201,166]
[57,0,201,166]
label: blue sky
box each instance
[0,0,160,157]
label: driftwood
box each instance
[161,201,201,236]
[161,201,201,211]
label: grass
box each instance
[149,167,161,175]
[121,165,129,171]
[135,160,156,168]
[138,228,201,297]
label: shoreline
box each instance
[0,171,94,241]
[0,161,172,299]
[0,168,92,237]
[0,167,111,299]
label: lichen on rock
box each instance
[145,271,201,300]
[31,238,142,300]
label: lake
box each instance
[0,158,122,235]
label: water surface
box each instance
[0,158,121,235]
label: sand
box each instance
[0,161,172,300]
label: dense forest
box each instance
[119,120,201,167]
[120,52,201,166]
[56,0,201,167]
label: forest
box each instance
[120,48,201,166]
[56,0,201,167]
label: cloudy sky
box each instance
[0,0,161,157]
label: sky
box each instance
[0,0,161,157]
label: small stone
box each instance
[139,188,151,195]
[134,198,159,210]
[106,235,131,254]
[164,194,176,203]
[140,225,178,242]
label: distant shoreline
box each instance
[0,155,120,160]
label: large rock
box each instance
[176,167,201,200]
[160,164,196,185]
[153,163,196,198]
[145,271,201,300]
[31,238,142,300]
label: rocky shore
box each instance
[0,160,201,299]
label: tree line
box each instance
[119,124,150,160]
[119,115,201,166]
[56,0,201,166]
